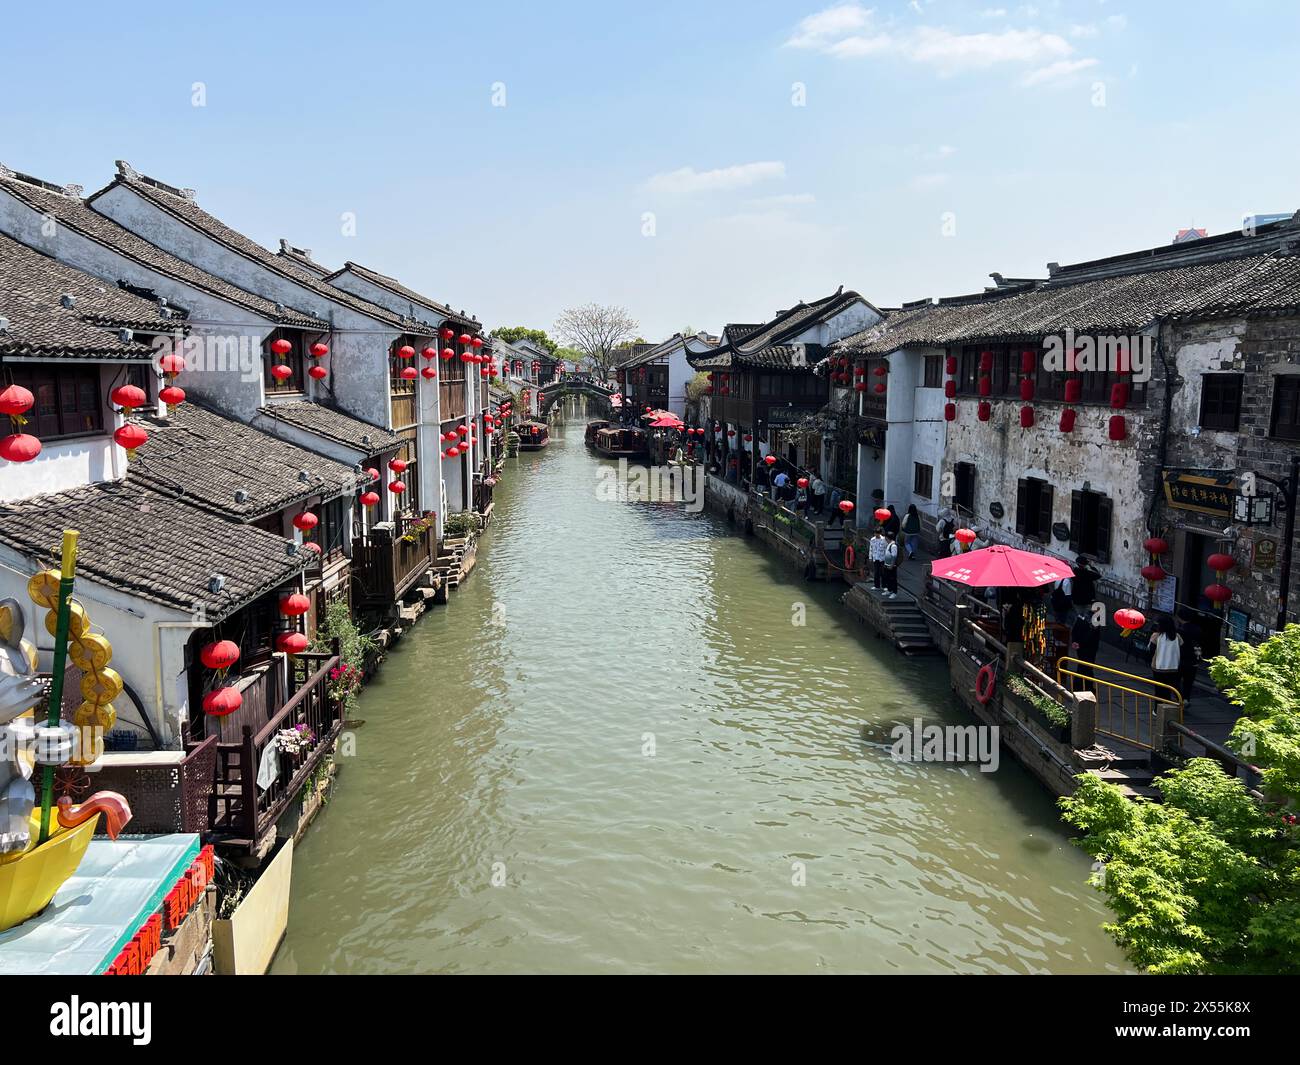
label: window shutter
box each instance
[1015,479,1028,534]
[1096,494,1113,562]
[1038,485,1054,542]
[1070,490,1082,553]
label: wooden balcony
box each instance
[189,649,344,851]
[351,514,434,609]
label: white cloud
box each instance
[1020,57,1099,86]
[1069,22,1100,38]
[787,6,1078,77]
[645,161,786,196]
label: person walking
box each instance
[882,531,901,599]
[1069,606,1102,688]
[829,486,845,526]
[771,468,789,502]
[902,504,921,560]
[869,528,888,590]
[1176,608,1202,705]
[1070,556,1100,611]
[810,475,827,515]
[1148,614,1184,693]
[794,478,809,515]
[935,509,955,558]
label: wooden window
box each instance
[913,462,933,499]
[1069,489,1112,563]
[317,496,349,559]
[1270,376,1300,441]
[922,354,942,389]
[7,364,104,440]
[1199,373,1243,431]
[1015,476,1053,542]
[263,329,304,394]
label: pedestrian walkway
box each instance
[859,538,1240,750]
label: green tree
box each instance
[490,326,557,355]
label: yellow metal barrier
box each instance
[1055,656,1184,751]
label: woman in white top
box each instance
[1149,614,1183,692]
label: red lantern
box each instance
[422,367,437,379]
[441,347,455,360]
[199,640,240,671]
[310,342,329,358]
[1114,608,1146,637]
[764,455,776,466]
[1019,378,1035,402]
[388,480,406,494]
[1144,537,1169,556]
[471,336,484,348]
[954,528,976,546]
[440,326,455,341]
[110,384,147,410]
[202,687,243,717]
[979,351,993,372]
[1020,350,1037,374]
[0,384,34,417]
[277,631,310,655]
[389,458,408,474]
[873,507,891,523]
[308,365,328,380]
[838,500,855,515]
[1019,405,1035,428]
[270,364,293,381]
[872,365,886,377]
[398,345,416,359]
[159,352,186,376]
[1064,378,1082,403]
[460,352,474,363]
[873,382,886,394]
[365,467,380,482]
[360,490,380,507]
[280,593,310,616]
[1108,415,1127,441]
[400,366,418,381]
[797,477,809,489]
[0,434,41,462]
[1141,564,1167,586]
[978,376,992,397]
[1059,408,1076,433]
[1205,583,1233,607]
[293,511,318,533]
[113,423,148,456]
[945,356,957,375]
[447,446,460,457]
[271,338,292,356]
[977,401,991,421]
[457,425,468,436]
[1207,553,1235,575]
[458,334,471,346]
[944,380,956,398]
[1110,381,1129,409]
[944,403,956,422]
[422,346,437,360]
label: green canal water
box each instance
[272,402,1127,974]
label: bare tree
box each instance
[554,304,640,377]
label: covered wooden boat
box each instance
[593,426,648,459]
[516,420,550,450]
[584,419,611,447]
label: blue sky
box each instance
[2,0,1296,339]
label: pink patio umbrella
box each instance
[931,545,1074,588]
[649,415,684,429]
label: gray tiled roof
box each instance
[127,402,364,521]
[0,480,308,620]
[0,173,329,331]
[688,289,871,371]
[326,261,475,329]
[0,231,172,360]
[276,240,332,278]
[258,400,401,457]
[91,165,439,334]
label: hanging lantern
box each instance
[389,458,408,474]
[955,528,977,546]
[301,541,322,556]
[159,352,187,376]
[360,490,380,507]
[743,434,752,442]
[0,384,34,419]
[872,365,886,377]
[838,500,855,515]
[388,480,406,494]
[763,455,776,466]
[365,466,380,482]
[199,640,241,671]
[0,430,41,463]
[1204,583,1233,608]
[854,381,867,393]
[271,338,292,356]
[458,334,472,346]
[110,384,147,411]
[1114,608,1146,637]
[460,352,474,363]
[202,687,243,717]
[457,425,469,436]
[1108,415,1127,441]
[113,423,148,458]
[1020,350,1037,374]
[422,346,437,360]
[447,446,460,458]
[979,351,993,372]
[1141,564,1167,588]
[945,356,957,375]
[727,430,736,437]
[1207,552,1236,577]
[1110,381,1129,409]
[1063,378,1082,403]
[977,401,991,421]
[398,345,416,360]
[797,477,809,488]
[270,364,293,381]
[292,511,318,533]
[280,592,311,616]
[422,367,437,379]
[944,380,956,399]
[400,366,418,381]
[1059,408,1076,433]
[1019,378,1035,402]
[308,365,328,380]
[441,347,455,361]
[440,326,455,341]
[873,507,891,524]
[944,403,956,422]
[978,376,992,397]
[310,342,329,358]
[277,631,310,655]
[1019,405,1035,428]
[1144,537,1169,556]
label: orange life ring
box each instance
[843,545,855,569]
[975,663,997,704]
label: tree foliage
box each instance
[1210,623,1300,804]
[490,326,557,355]
[553,303,639,375]
[1060,760,1300,973]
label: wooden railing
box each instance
[202,651,343,849]
[351,515,434,609]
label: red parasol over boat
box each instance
[931,545,1074,588]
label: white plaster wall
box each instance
[1169,329,1244,456]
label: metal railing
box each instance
[1056,656,1183,751]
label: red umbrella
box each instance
[931,545,1074,588]
[649,415,684,428]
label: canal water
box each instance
[272,401,1126,974]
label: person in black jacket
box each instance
[1070,557,1100,609]
[1176,608,1202,704]
[1070,608,1102,688]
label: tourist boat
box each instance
[592,426,649,459]
[584,419,611,447]
[516,421,550,450]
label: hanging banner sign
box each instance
[1162,472,1236,517]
